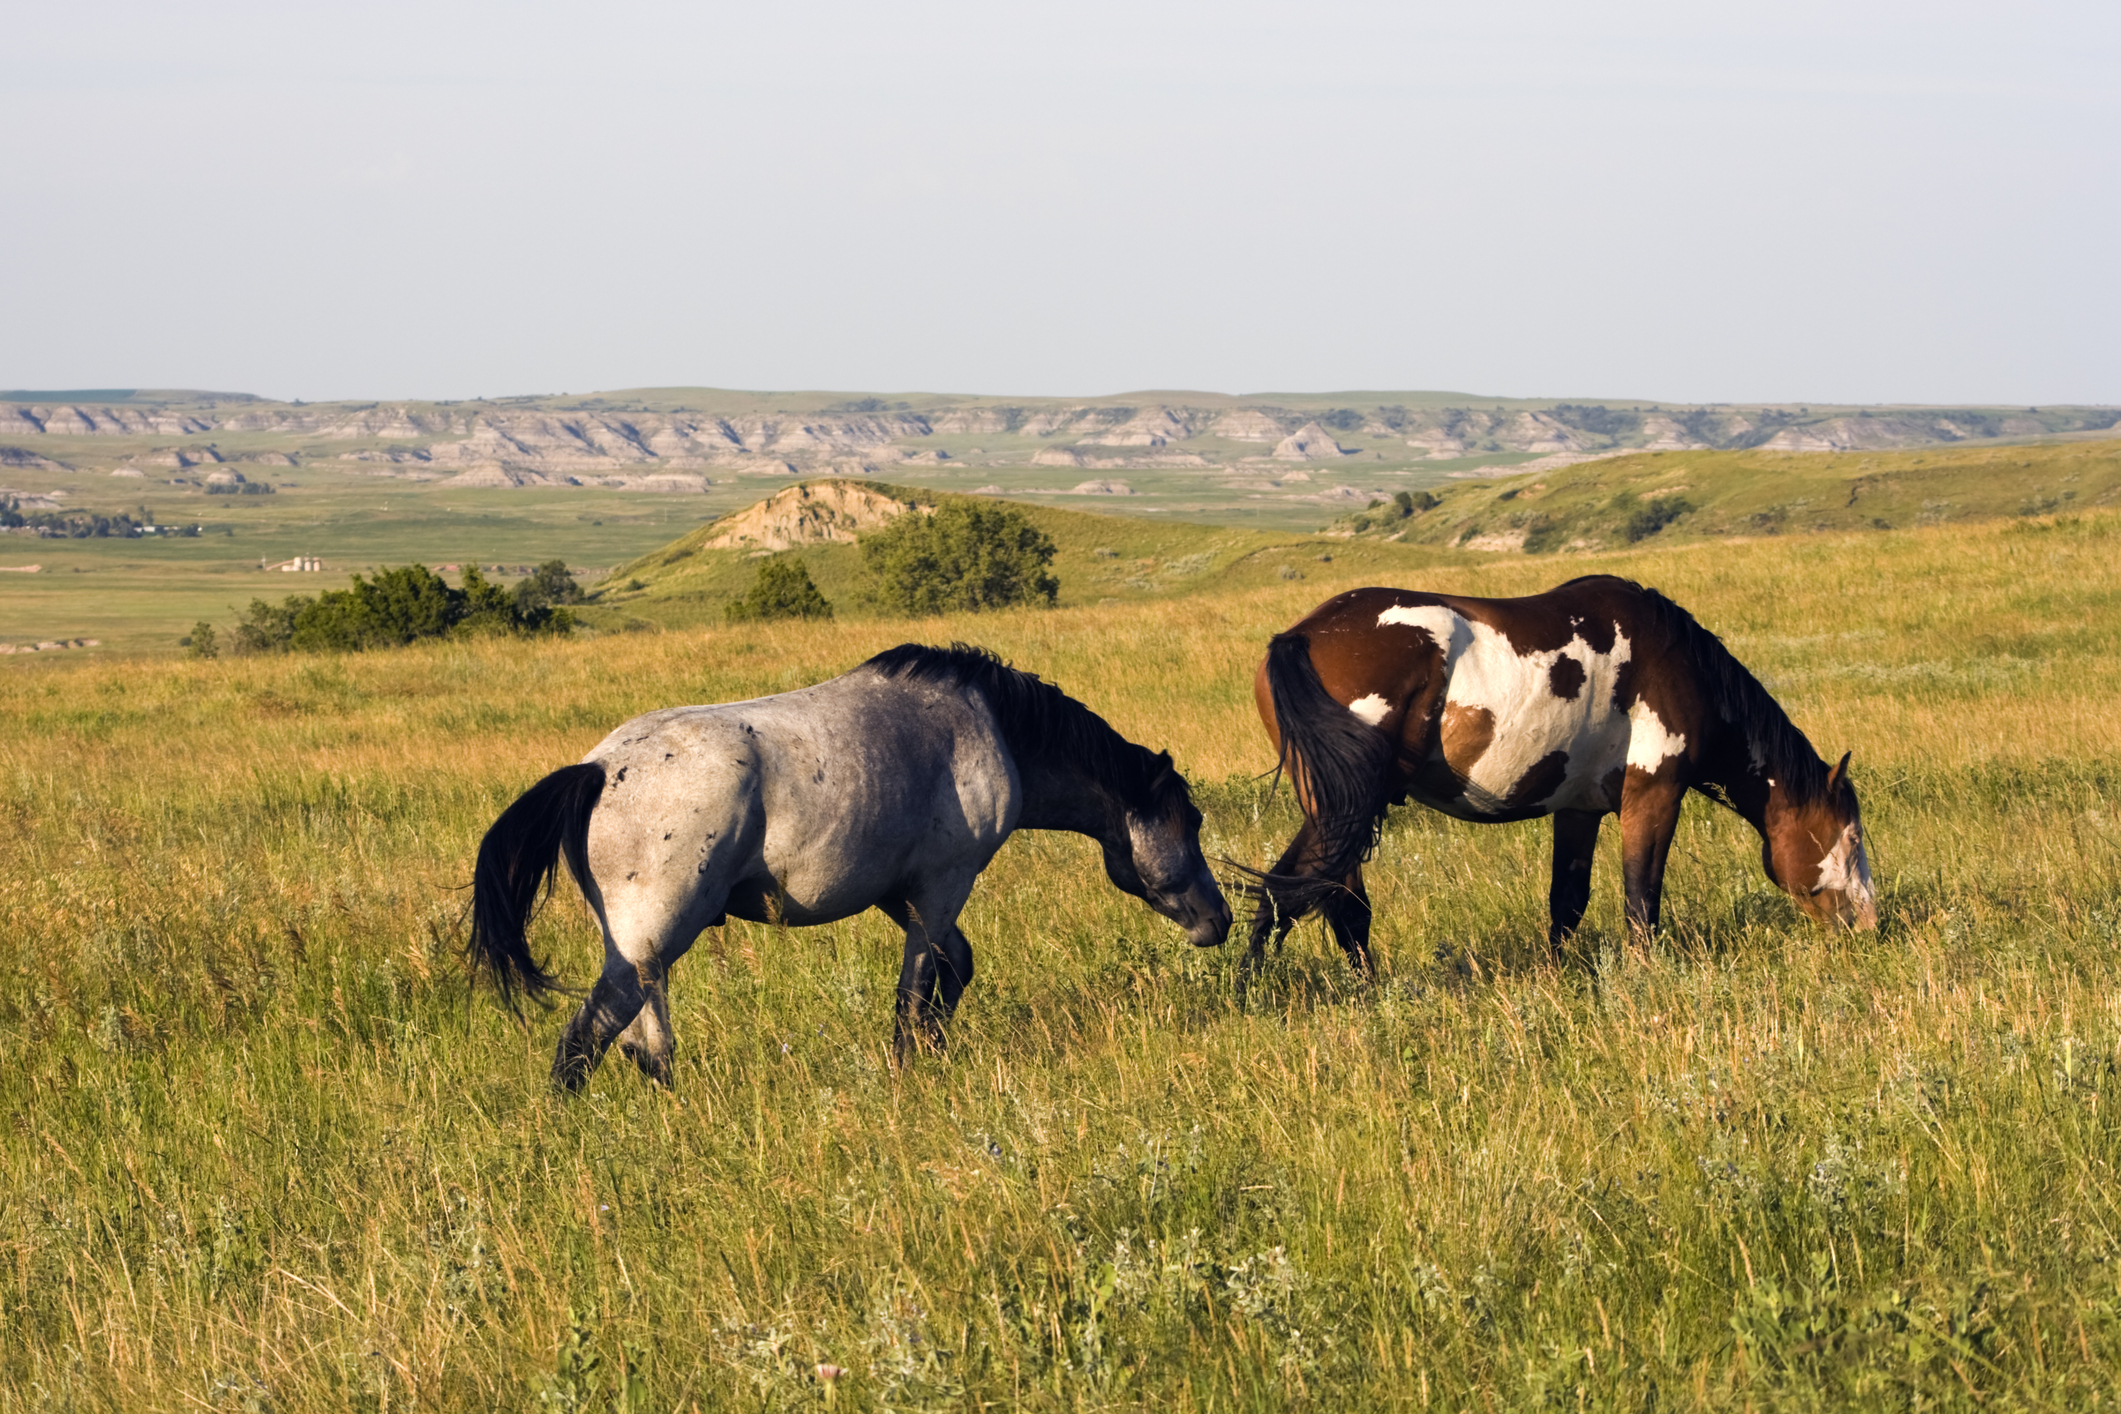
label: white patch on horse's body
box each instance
[1347,692,1391,726]
[1625,700,1687,772]
[1377,600,1641,817]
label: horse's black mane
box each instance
[862,643,1191,816]
[1559,575,1831,805]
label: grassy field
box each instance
[0,467,729,655]
[4,507,2121,1410]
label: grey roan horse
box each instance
[469,643,1232,1088]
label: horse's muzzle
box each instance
[1186,901,1235,948]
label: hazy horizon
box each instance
[5,0,2115,407]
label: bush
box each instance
[861,502,1058,615]
[229,564,574,655]
[512,559,584,616]
[183,622,219,660]
[726,557,834,623]
[1624,496,1695,543]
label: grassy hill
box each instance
[585,480,1479,630]
[587,442,2121,630]
[1330,437,2121,553]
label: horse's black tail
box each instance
[1254,631,1396,921]
[468,762,605,1013]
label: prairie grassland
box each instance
[4,513,2120,1411]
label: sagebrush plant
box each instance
[2,512,2119,1410]
[726,555,834,623]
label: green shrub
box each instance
[1625,495,1695,543]
[182,622,218,660]
[860,502,1059,615]
[513,559,584,615]
[1524,514,1584,554]
[230,564,573,655]
[725,557,833,623]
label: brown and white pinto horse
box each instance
[1249,575,1876,974]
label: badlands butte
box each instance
[5,387,2116,510]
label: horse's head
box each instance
[1102,758,1232,948]
[1764,751,1878,931]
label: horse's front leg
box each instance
[552,956,647,1092]
[1618,781,1684,946]
[1548,809,1604,956]
[882,890,975,1065]
[932,925,975,1022]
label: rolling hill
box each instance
[1325,437,2121,554]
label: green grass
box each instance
[4,510,2121,1408]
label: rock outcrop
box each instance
[1209,410,1287,442]
[1274,423,1352,461]
[1077,407,1194,446]
[0,447,66,470]
[5,395,2111,489]
[700,480,917,552]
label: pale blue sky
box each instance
[4,0,2114,404]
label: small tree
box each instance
[726,557,833,623]
[183,622,219,659]
[860,502,1059,616]
[513,559,585,615]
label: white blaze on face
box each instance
[1375,602,1636,812]
[1625,700,1687,772]
[1814,822,1876,923]
[1347,693,1391,726]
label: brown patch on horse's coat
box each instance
[1439,702,1496,775]
[1548,657,1586,700]
[1600,765,1627,811]
[1503,750,1571,809]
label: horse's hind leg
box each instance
[1251,816,1367,961]
[613,961,673,1087]
[1320,864,1375,980]
[1548,809,1603,957]
[552,956,648,1091]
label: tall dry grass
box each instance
[3,512,2119,1410]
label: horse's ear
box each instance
[1826,751,1851,792]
